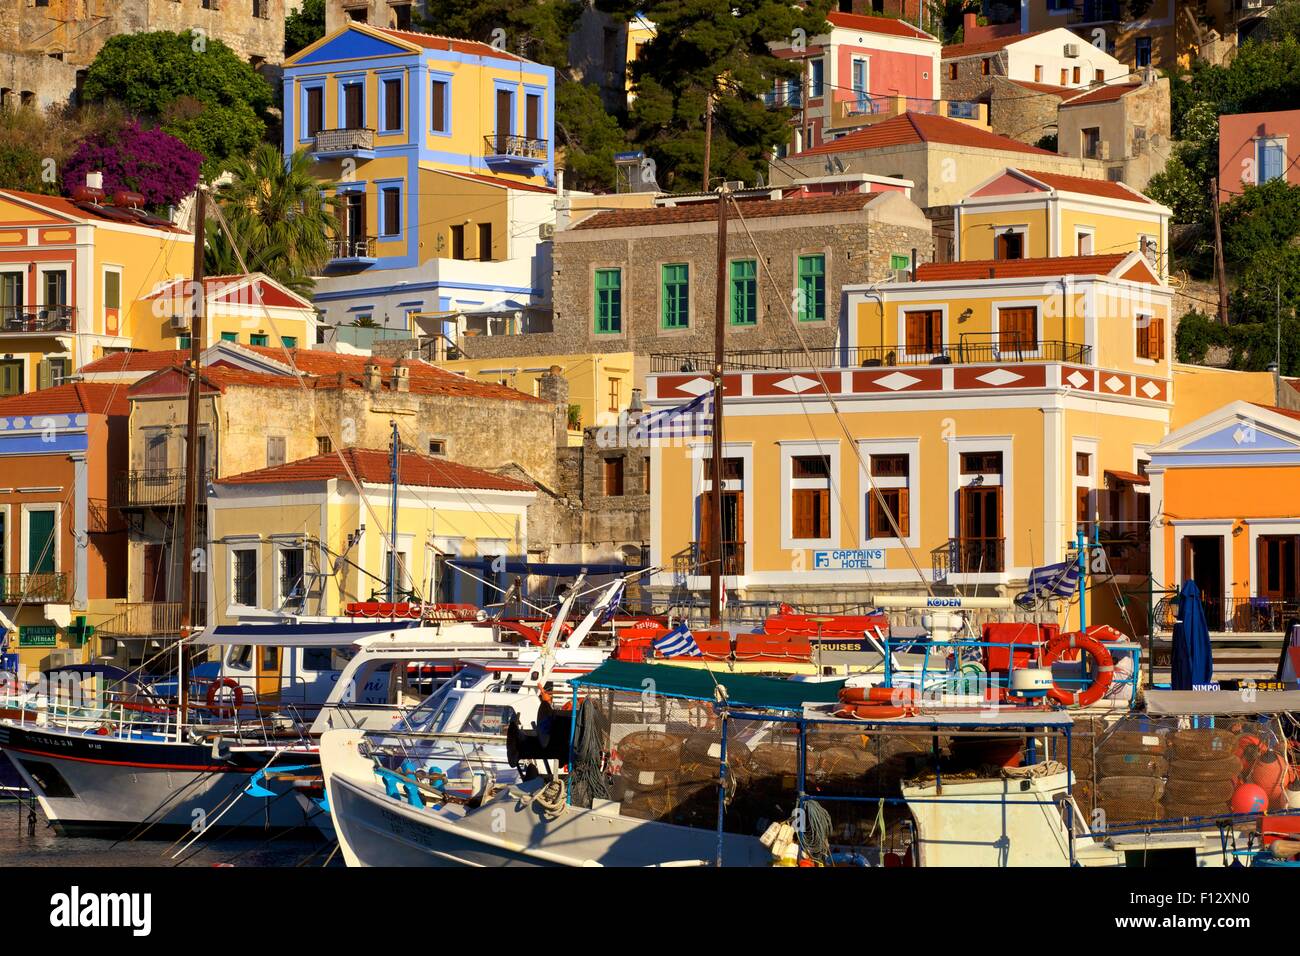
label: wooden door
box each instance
[256,645,281,701]
[344,83,364,129]
[495,90,512,150]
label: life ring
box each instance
[834,702,909,720]
[1042,631,1114,707]
[839,685,916,706]
[205,677,244,718]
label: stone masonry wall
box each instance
[939,51,1007,104]
[988,76,1062,146]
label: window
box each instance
[42,270,67,308]
[267,435,286,468]
[392,2,411,29]
[869,488,909,539]
[317,435,333,455]
[981,58,991,76]
[221,331,238,342]
[26,508,55,574]
[1076,452,1091,477]
[797,254,825,322]
[37,357,70,389]
[374,185,399,238]
[381,77,402,132]
[661,263,689,329]
[1076,230,1094,255]
[463,704,515,734]
[904,310,942,354]
[233,548,258,606]
[729,259,757,326]
[430,78,450,133]
[1136,314,1165,360]
[1034,65,1043,82]
[594,268,622,333]
[178,336,191,350]
[250,333,269,346]
[1072,66,1081,84]
[961,451,1003,474]
[0,361,22,397]
[342,81,364,129]
[282,336,297,348]
[450,224,466,260]
[1060,68,1069,85]
[998,306,1037,351]
[604,457,624,496]
[1094,69,1104,83]
[1082,126,1101,159]
[790,455,831,540]
[809,58,824,97]
[1135,37,1151,68]
[525,93,541,140]
[607,376,622,412]
[103,269,120,333]
[948,63,958,80]
[994,229,1024,260]
[890,254,910,273]
[1258,138,1286,184]
[279,547,305,606]
[477,222,492,261]
[428,439,446,456]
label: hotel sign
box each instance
[813,549,886,571]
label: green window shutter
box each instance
[798,254,826,322]
[37,360,51,390]
[661,263,688,329]
[282,336,298,348]
[730,260,756,325]
[221,332,238,342]
[28,510,56,574]
[250,334,269,346]
[595,268,621,333]
[178,336,191,350]
[890,254,910,272]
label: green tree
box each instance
[286,0,327,56]
[0,102,128,196]
[81,31,272,177]
[555,81,632,191]
[206,145,338,295]
[1220,179,1300,268]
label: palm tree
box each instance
[206,145,337,294]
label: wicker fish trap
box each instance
[1167,753,1241,781]
[1098,798,1163,825]
[1098,731,1168,756]
[1098,775,1165,802]
[1099,753,1169,777]
[618,731,683,773]
[1162,776,1237,803]
[1169,728,1237,760]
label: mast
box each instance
[387,419,399,603]
[178,186,206,724]
[709,184,728,626]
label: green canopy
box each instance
[571,660,845,712]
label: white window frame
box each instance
[896,303,948,360]
[858,439,919,548]
[946,436,1014,583]
[228,539,262,611]
[780,439,840,550]
[20,503,60,575]
[993,299,1044,358]
[1074,226,1095,256]
[993,224,1028,260]
[382,532,415,593]
[688,442,753,582]
[1256,136,1287,185]
[273,537,307,608]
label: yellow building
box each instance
[0,187,190,396]
[956,168,1168,277]
[141,273,320,351]
[207,447,535,623]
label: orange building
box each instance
[1148,401,1300,638]
[0,383,129,674]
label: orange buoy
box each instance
[1042,631,1114,707]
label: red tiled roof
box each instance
[0,188,189,234]
[1061,83,1141,107]
[1253,403,1300,424]
[438,170,556,194]
[376,28,529,64]
[1005,79,1072,97]
[1014,169,1154,204]
[218,447,535,493]
[143,274,314,309]
[78,350,181,375]
[571,192,876,230]
[942,30,1048,59]
[0,382,130,417]
[795,111,1055,157]
[825,12,934,40]
[914,253,1129,281]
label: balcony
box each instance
[483,133,548,167]
[112,469,212,510]
[1154,595,1298,634]
[311,127,375,159]
[0,305,75,335]
[97,601,206,639]
[830,95,987,130]
[329,235,377,263]
[650,340,1092,373]
[0,572,68,604]
[932,537,1005,578]
[673,540,745,578]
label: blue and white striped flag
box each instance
[1017,560,1081,606]
[653,622,703,658]
[595,580,626,624]
[633,390,713,442]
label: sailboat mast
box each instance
[387,419,399,603]
[178,187,206,723]
[709,184,728,626]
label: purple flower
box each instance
[62,120,203,209]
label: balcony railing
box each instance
[96,601,206,639]
[0,305,75,334]
[0,572,68,604]
[932,537,1005,578]
[112,469,212,510]
[673,540,745,577]
[329,235,376,261]
[312,127,375,154]
[1154,595,1299,634]
[831,95,985,127]
[651,340,1092,373]
[483,133,548,163]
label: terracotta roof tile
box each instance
[78,350,182,375]
[825,12,934,40]
[1019,169,1153,203]
[1253,403,1300,424]
[0,382,130,417]
[942,30,1048,59]
[913,253,1129,281]
[0,188,189,234]
[570,192,876,230]
[1005,79,1072,97]
[1061,83,1141,107]
[376,28,530,64]
[218,447,535,493]
[795,111,1055,157]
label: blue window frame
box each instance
[430,75,452,135]
[809,58,824,98]
[378,182,402,237]
[338,76,366,130]
[1258,138,1286,184]
[300,82,325,143]
[379,73,404,134]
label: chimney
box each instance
[963,11,977,35]
[392,359,410,393]
[364,360,383,392]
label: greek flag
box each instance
[632,390,713,441]
[595,580,626,624]
[1017,560,1081,606]
[653,622,703,658]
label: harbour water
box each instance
[0,799,333,867]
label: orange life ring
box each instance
[1042,631,1114,707]
[205,677,244,718]
[834,702,909,720]
[839,685,917,706]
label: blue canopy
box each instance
[1171,579,1213,691]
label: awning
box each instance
[1104,469,1150,486]
[194,619,423,647]
[571,660,845,711]
[1145,688,1300,716]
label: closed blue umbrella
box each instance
[1171,579,1213,690]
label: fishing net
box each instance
[1097,798,1163,824]
[1099,753,1170,777]
[1098,776,1165,802]
[1169,728,1237,760]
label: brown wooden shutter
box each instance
[735,493,744,549]
[1154,317,1165,360]
[817,489,830,538]
[897,488,910,537]
[698,493,715,560]
[905,312,923,351]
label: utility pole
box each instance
[702,87,713,193]
[1211,175,1228,325]
[178,186,206,724]
[388,419,399,603]
[709,184,728,626]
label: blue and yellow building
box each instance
[281,23,557,334]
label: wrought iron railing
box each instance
[650,340,1091,373]
[672,540,745,577]
[0,572,68,604]
[0,305,75,333]
[932,537,1005,578]
[329,235,376,260]
[112,469,212,509]
[313,127,374,153]
[483,133,548,161]
[1154,595,1298,633]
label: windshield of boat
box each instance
[403,666,489,731]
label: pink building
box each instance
[1218,109,1300,204]
[769,12,940,154]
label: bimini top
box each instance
[195,618,425,647]
[1145,689,1300,716]
[571,660,846,711]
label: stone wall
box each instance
[939,50,1006,105]
[988,76,1062,146]
[0,50,83,110]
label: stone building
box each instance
[1057,72,1171,192]
[940,28,1126,107]
[0,0,288,109]
[987,76,1068,147]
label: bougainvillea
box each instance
[62,120,202,210]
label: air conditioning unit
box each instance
[169,314,190,332]
[538,222,555,239]
[891,268,912,283]
[1064,43,1080,57]
[46,650,80,669]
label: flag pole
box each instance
[709,182,729,627]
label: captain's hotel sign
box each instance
[814,549,887,571]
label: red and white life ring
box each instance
[839,685,917,706]
[205,677,244,718]
[1043,631,1114,707]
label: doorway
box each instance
[1181,535,1224,630]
